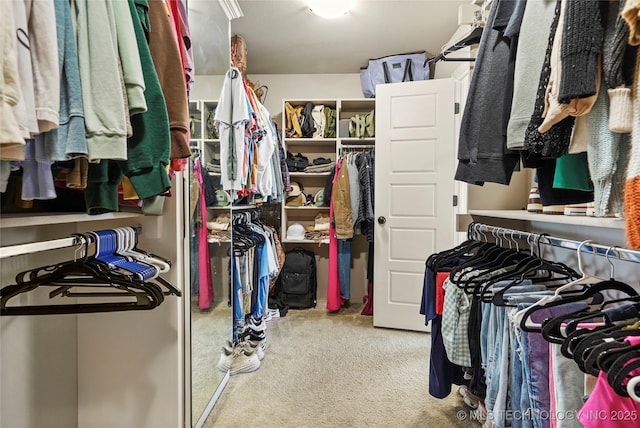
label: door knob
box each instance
[377,216,386,225]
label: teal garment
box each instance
[121,0,171,199]
[45,0,88,161]
[85,161,123,215]
[553,152,594,192]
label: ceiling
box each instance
[189,0,472,76]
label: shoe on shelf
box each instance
[527,187,542,213]
[564,203,588,216]
[229,348,261,375]
[542,205,565,215]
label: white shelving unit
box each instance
[281,98,375,245]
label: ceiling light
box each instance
[308,0,356,19]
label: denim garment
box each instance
[509,308,526,428]
[485,305,507,421]
[338,239,352,299]
[232,265,243,343]
[517,302,588,428]
[481,283,539,426]
[249,243,269,319]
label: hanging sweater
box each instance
[44,0,88,161]
[0,0,23,149]
[84,0,172,213]
[456,0,520,186]
[25,0,60,135]
[587,81,625,217]
[557,0,604,103]
[120,0,171,199]
[538,0,600,136]
[73,0,128,161]
[507,0,556,150]
[147,0,191,162]
[622,0,640,247]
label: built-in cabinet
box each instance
[280,99,375,245]
[0,176,188,428]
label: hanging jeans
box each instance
[337,239,351,300]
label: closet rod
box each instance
[341,145,375,149]
[0,226,143,260]
[0,236,83,260]
[471,222,640,264]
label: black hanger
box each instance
[425,26,483,64]
[519,279,640,333]
[607,350,640,397]
[1,259,163,315]
[0,231,176,315]
[577,328,640,375]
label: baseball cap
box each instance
[314,189,327,207]
[286,223,305,241]
[287,181,304,197]
[286,193,306,207]
[213,189,230,207]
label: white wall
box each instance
[1,226,79,428]
[191,73,364,117]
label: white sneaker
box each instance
[217,346,233,372]
[243,338,267,352]
[267,308,280,320]
[229,348,261,375]
[236,341,264,361]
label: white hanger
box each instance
[513,239,602,329]
[627,375,640,403]
[549,240,603,296]
[114,227,169,275]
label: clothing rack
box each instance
[0,226,143,260]
[0,236,84,260]
[341,144,375,150]
[470,222,640,264]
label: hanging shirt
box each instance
[215,67,249,192]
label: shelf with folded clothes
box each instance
[338,99,375,139]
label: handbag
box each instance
[360,51,430,98]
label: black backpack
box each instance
[274,247,317,309]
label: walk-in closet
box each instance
[2,0,640,427]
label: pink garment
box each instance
[578,336,640,428]
[195,158,214,309]
[326,159,343,311]
[549,342,556,428]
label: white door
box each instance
[373,79,456,332]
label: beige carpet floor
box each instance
[203,301,481,428]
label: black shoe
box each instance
[341,299,350,308]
